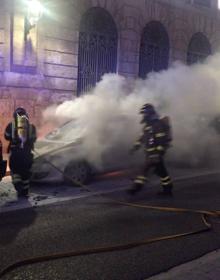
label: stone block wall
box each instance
[0,0,220,151]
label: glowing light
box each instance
[27,0,43,26]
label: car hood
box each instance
[34,138,82,158]
[34,119,87,157]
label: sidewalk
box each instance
[146,249,220,280]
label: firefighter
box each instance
[0,139,7,180]
[4,107,37,197]
[128,103,173,196]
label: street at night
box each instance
[1,0,220,279]
[0,169,220,280]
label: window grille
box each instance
[187,32,211,65]
[139,21,169,79]
[77,7,118,95]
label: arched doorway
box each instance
[77,7,118,95]
[139,21,169,79]
[187,32,211,65]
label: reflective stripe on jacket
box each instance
[133,118,170,156]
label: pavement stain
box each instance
[33,195,49,202]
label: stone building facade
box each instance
[0,0,220,146]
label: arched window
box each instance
[139,21,169,79]
[77,7,118,95]
[187,32,211,65]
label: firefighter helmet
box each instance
[139,103,156,116]
[13,107,28,118]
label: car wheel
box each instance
[63,160,91,186]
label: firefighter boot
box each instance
[21,188,29,197]
[127,183,143,195]
[17,188,29,198]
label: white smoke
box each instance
[42,53,220,169]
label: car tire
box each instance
[63,160,91,186]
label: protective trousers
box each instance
[132,156,173,194]
[9,151,33,196]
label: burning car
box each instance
[31,119,140,185]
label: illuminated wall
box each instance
[0,0,220,149]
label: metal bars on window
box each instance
[139,21,169,79]
[77,7,118,95]
[187,32,211,65]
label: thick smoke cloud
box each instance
[42,53,220,169]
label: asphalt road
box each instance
[0,175,220,280]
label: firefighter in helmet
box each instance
[128,103,173,196]
[4,107,37,197]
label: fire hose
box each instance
[0,151,219,278]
